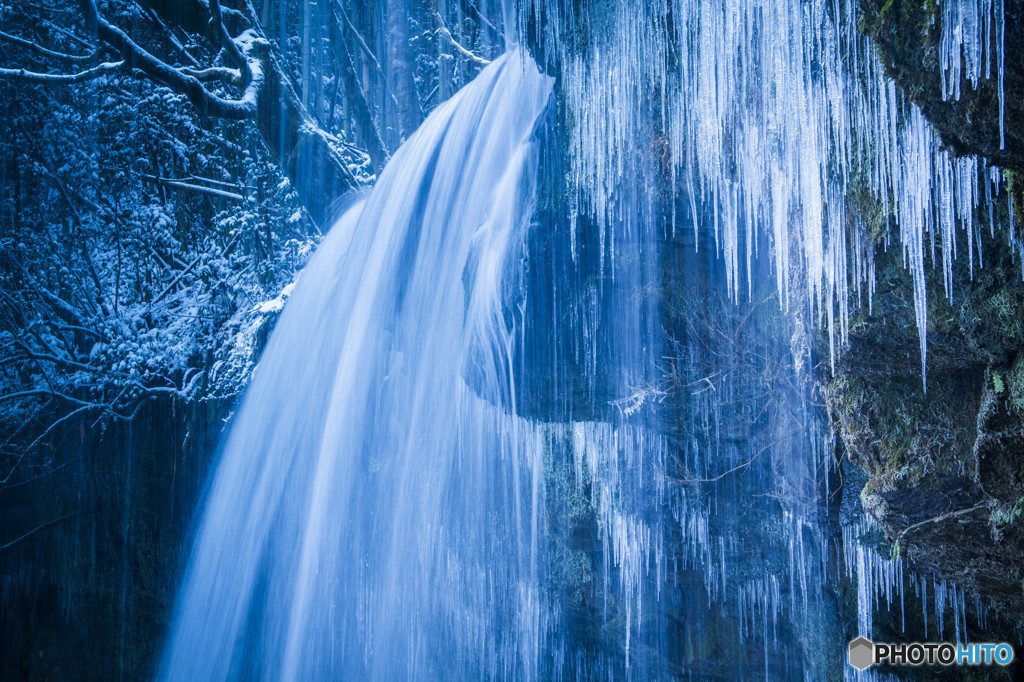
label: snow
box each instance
[253,281,297,314]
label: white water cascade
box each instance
[160,50,556,681]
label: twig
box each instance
[151,234,240,306]
[0,29,98,62]
[1,459,81,490]
[34,18,94,52]
[0,510,87,551]
[893,500,994,546]
[674,428,804,484]
[25,403,106,455]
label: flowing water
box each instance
[161,50,556,680]
[162,1,1014,678]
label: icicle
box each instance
[520,0,1017,388]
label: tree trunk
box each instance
[385,0,423,140]
[301,0,312,108]
[327,9,390,173]
[257,53,361,228]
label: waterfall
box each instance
[160,50,555,681]
[161,35,845,672]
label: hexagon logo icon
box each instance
[848,636,875,671]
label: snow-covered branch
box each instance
[0,60,123,84]
[139,174,246,202]
[160,179,246,201]
[434,13,491,66]
[80,0,265,119]
[209,0,249,82]
[180,65,242,85]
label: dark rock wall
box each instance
[823,221,1024,619]
[0,398,225,681]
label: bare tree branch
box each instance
[673,428,805,484]
[0,510,88,551]
[0,29,99,62]
[893,500,995,547]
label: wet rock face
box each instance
[822,217,1024,620]
[857,0,1024,172]
[875,474,985,527]
[0,399,225,682]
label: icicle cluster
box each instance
[522,0,1018,383]
[939,0,1006,149]
[841,517,980,649]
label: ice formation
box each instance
[522,0,1018,384]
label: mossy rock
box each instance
[822,157,1024,621]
